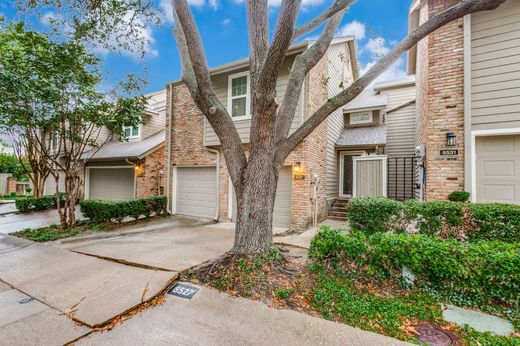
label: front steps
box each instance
[327,198,349,221]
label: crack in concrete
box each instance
[70,250,175,272]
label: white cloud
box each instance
[337,20,366,40]
[222,18,232,25]
[364,37,391,58]
[40,12,72,34]
[360,57,407,84]
[160,0,218,23]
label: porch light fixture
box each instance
[293,162,305,180]
[135,164,145,177]
[446,132,457,146]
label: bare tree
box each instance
[171,0,505,255]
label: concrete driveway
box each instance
[0,207,82,234]
[61,216,236,272]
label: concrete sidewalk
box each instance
[79,283,411,346]
[0,235,178,327]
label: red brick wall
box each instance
[416,0,465,200]
[136,146,165,198]
[168,55,330,231]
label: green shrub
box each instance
[404,200,464,236]
[79,196,166,223]
[310,229,520,307]
[469,203,520,243]
[347,197,519,243]
[448,190,470,202]
[10,192,16,198]
[15,193,65,213]
[25,186,32,194]
[347,197,404,234]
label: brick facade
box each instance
[167,55,330,231]
[416,0,465,200]
[135,146,166,198]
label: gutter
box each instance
[206,148,220,221]
[166,85,173,214]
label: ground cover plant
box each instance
[12,222,113,242]
[186,229,519,345]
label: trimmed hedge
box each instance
[309,227,520,307]
[80,196,167,223]
[347,197,520,243]
[15,193,66,213]
[448,190,470,202]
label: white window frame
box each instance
[350,111,373,125]
[123,124,141,139]
[227,71,251,121]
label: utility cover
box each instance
[168,283,199,300]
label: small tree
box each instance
[0,23,146,227]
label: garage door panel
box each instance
[232,166,292,228]
[176,167,216,219]
[88,168,134,201]
[476,135,520,204]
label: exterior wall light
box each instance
[135,164,145,177]
[446,132,457,146]
[293,162,305,180]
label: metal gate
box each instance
[387,156,417,201]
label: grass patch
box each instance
[12,222,113,242]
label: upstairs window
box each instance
[350,111,373,125]
[123,125,140,139]
[228,72,250,120]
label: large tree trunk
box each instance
[232,161,279,254]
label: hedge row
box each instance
[15,193,66,213]
[347,197,520,243]
[309,227,520,307]
[79,196,166,223]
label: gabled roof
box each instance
[336,125,387,147]
[82,130,165,162]
[167,36,359,86]
[343,89,388,112]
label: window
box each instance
[228,72,250,120]
[123,125,140,139]
[350,111,372,125]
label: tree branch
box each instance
[172,0,247,184]
[278,0,506,160]
[292,0,355,41]
[246,0,269,88]
[276,10,345,145]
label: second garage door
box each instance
[476,135,520,204]
[175,166,217,219]
[87,167,135,201]
[232,166,292,228]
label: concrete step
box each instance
[327,215,347,221]
[331,207,348,212]
[328,211,347,217]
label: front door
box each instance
[339,151,365,198]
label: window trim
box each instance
[227,71,251,121]
[350,111,373,125]
[123,124,141,139]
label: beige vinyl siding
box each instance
[326,41,354,201]
[470,0,520,130]
[204,56,304,146]
[142,91,167,139]
[380,85,417,157]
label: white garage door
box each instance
[476,135,520,204]
[175,166,217,219]
[232,166,292,228]
[88,168,135,201]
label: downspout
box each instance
[206,148,220,222]
[166,84,173,214]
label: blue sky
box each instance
[3,0,412,94]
